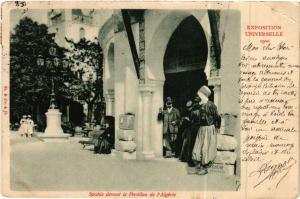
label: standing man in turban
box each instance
[158,97,181,158]
[191,86,221,175]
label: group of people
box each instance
[18,115,35,137]
[158,85,221,175]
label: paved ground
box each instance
[10,132,239,191]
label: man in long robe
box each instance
[192,86,221,175]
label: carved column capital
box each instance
[146,79,165,88]
[213,84,221,92]
[104,89,115,102]
[208,76,221,87]
[138,84,154,96]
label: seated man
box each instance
[94,116,115,154]
[79,116,115,154]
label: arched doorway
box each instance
[163,16,208,111]
[144,11,211,157]
[99,15,115,117]
[105,42,115,89]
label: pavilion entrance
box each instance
[163,16,209,112]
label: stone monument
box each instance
[37,93,70,142]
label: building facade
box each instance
[99,10,240,175]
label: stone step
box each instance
[208,163,235,175]
[214,151,236,164]
[111,149,136,160]
[220,114,238,136]
[119,141,136,153]
[217,134,237,151]
[118,129,136,141]
[119,114,135,130]
[36,132,71,142]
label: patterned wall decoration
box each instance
[48,9,65,26]
[208,10,221,77]
[138,14,145,82]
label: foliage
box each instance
[10,17,105,125]
[63,37,104,123]
[10,17,65,124]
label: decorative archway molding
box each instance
[145,10,212,82]
[98,15,114,49]
[99,16,115,116]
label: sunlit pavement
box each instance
[10,132,239,191]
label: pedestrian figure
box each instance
[181,96,202,172]
[187,96,201,167]
[93,116,115,154]
[158,97,180,158]
[191,86,221,175]
[179,100,193,162]
[26,115,34,137]
[18,115,27,136]
[79,116,115,154]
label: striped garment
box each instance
[192,124,217,165]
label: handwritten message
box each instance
[239,37,299,189]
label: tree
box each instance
[10,17,65,128]
[63,37,104,123]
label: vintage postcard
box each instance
[1,1,299,198]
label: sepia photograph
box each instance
[0,2,244,196]
[1,1,299,198]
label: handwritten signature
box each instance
[249,157,297,188]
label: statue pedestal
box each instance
[37,109,70,142]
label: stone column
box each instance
[208,76,222,112]
[139,84,155,159]
[105,89,115,116]
[149,80,164,157]
[213,84,221,111]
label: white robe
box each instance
[18,119,27,135]
[26,119,34,135]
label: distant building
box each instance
[47,9,101,46]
